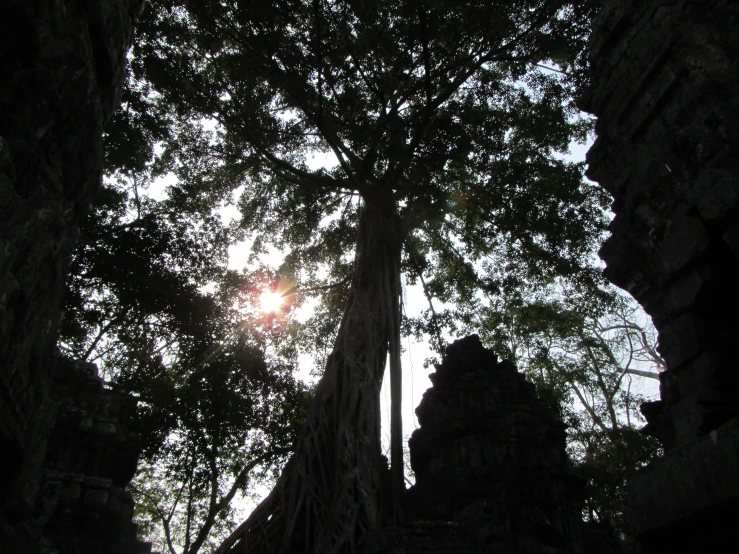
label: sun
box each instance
[259,291,285,313]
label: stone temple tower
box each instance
[364,335,606,554]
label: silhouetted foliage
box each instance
[58,1,648,551]
[479,291,662,532]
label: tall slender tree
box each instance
[130,1,603,552]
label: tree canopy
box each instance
[60,159,313,552]
[478,289,662,531]
[61,1,632,552]
[61,63,317,552]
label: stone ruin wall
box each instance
[0,1,147,552]
[582,0,739,451]
[40,357,149,554]
[580,0,739,550]
[406,336,584,553]
[365,336,621,554]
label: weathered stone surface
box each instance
[0,0,145,551]
[1,356,150,554]
[580,0,739,450]
[628,416,739,553]
[581,0,739,551]
[39,358,150,554]
[365,336,592,554]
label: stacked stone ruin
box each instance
[0,1,148,552]
[364,335,625,554]
[580,0,739,551]
[39,358,148,554]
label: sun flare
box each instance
[259,291,285,313]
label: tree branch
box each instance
[625,368,660,381]
[173,38,355,194]
[417,271,444,355]
[189,447,293,554]
[550,357,610,434]
[130,483,180,554]
[286,276,350,297]
[536,63,567,75]
[82,316,122,361]
[578,332,619,430]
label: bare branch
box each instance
[130,482,180,554]
[578,331,619,429]
[417,270,444,356]
[82,316,122,361]
[624,368,660,381]
[551,358,610,434]
[536,63,567,75]
[132,175,142,220]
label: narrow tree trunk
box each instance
[387,241,404,523]
[216,199,404,554]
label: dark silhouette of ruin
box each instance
[581,1,739,551]
[0,1,149,552]
[1,0,737,552]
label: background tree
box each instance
[478,290,663,532]
[59,73,313,552]
[126,337,311,554]
[124,1,605,552]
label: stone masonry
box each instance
[0,1,146,551]
[363,336,594,554]
[39,357,150,554]
[580,0,739,550]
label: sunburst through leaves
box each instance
[259,290,285,314]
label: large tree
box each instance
[129,1,604,552]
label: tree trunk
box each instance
[216,198,404,554]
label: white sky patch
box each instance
[146,169,177,202]
[227,239,256,271]
[306,150,338,172]
[219,200,242,226]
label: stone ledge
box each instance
[628,414,739,539]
